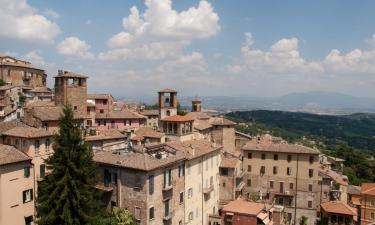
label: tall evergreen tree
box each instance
[37,106,108,225]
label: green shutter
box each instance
[23,190,26,203]
[30,189,33,201]
[24,167,30,178]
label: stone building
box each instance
[54,70,88,116]
[93,144,186,225]
[166,140,222,225]
[219,151,244,209]
[0,56,46,87]
[95,110,146,132]
[242,135,321,225]
[360,183,375,225]
[160,115,195,142]
[24,86,53,103]
[191,99,202,112]
[0,144,34,225]
[87,93,115,114]
[131,127,166,146]
[140,109,159,128]
[0,85,23,121]
[158,88,178,120]
[85,129,128,152]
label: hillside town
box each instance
[1,55,375,225]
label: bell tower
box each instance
[158,88,177,120]
[54,70,87,115]
[191,99,202,112]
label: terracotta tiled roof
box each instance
[28,86,52,93]
[87,94,113,100]
[25,101,55,108]
[319,169,348,186]
[55,70,88,78]
[140,109,159,116]
[321,201,357,216]
[220,157,238,168]
[96,110,145,120]
[0,144,31,165]
[242,138,320,155]
[3,126,56,138]
[361,183,375,195]
[27,105,86,121]
[85,129,126,142]
[0,57,44,71]
[223,198,270,216]
[160,115,194,122]
[209,116,236,126]
[134,127,165,139]
[348,185,361,195]
[0,85,17,91]
[93,146,185,171]
[166,139,221,160]
[186,111,211,120]
[194,120,212,131]
[158,88,177,93]
[0,121,29,135]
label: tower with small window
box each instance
[158,88,178,120]
[54,70,87,115]
[191,99,202,112]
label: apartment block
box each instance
[242,135,320,225]
[360,183,375,225]
[0,144,34,225]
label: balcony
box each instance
[95,183,114,192]
[236,170,245,178]
[203,185,214,195]
[163,211,173,221]
[163,184,173,192]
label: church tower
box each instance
[54,70,87,115]
[191,99,202,112]
[158,88,178,120]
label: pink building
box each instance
[95,110,146,132]
[87,94,114,114]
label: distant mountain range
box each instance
[177,91,375,114]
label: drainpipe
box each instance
[294,154,299,225]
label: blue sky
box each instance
[1,0,375,99]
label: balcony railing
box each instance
[203,185,214,195]
[235,181,245,191]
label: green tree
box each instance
[36,106,109,225]
[299,216,308,225]
[0,79,5,86]
[112,208,138,225]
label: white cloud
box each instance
[86,19,92,25]
[43,8,60,20]
[23,50,46,67]
[99,0,220,61]
[57,36,95,59]
[228,32,323,74]
[0,0,61,42]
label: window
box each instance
[273,166,278,175]
[188,188,193,198]
[35,140,40,153]
[179,192,184,204]
[189,212,194,221]
[287,167,292,176]
[270,181,274,189]
[247,179,251,186]
[309,156,314,164]
[309,184,313,192]
[220,168,228,176]
[134,207,141,221]
[247,165,252,172]
[23,189,33,203]
[25,216,33,225]
[261,153,266,160]
[371,212,375,219]
[222,182,226,187]
[248,153,252,159]
[164,200,170,217]
[103,100,108,105]
[287,155,292,162]
[100,109,104,114]
[111,121,115,128]
[371,200,375,206]
[40,164,45,178]
[73,106,78,111]
[149,175,154,194]
[46,139,50,152]
[274,154,278,160]
[309,169,314,178]
[149,207,155,220]
[24,166,30,178]
[308,200,313,208]
[163,168,172,188]
[289,183,294,190]
[260,166,265,175]
[178,163,185,177]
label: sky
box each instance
[1,0,375,100]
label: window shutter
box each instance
[30,189,33,201]
[23,191,26,203]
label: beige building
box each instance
[0,85,23,121]
[242,135,320,225]
[0,123,55,195]
[139,109,159,128]
[0,144,34,225]
[94,144,186,225]
[166,140,222,225]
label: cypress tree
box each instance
[37,106,108,225]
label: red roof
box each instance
[321,201,357,216]
[161,115,194,122]
[361,183,375,195]
[222,199,270,216]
